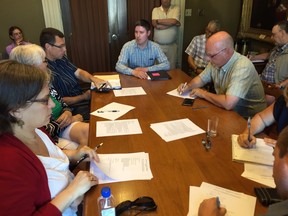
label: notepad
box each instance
[231,134,273,166]
[147,71,171,80]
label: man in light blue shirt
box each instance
[116,19,170,79]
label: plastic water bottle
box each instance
[97,187,116,216]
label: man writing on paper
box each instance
[198,125,288,216]
[115,19,170,79]
[249,20,288,105]
[237,86,288,148]
[177,31,266,119]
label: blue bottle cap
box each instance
[101,187,111,198]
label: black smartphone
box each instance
[182,98,194,106]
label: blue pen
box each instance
[216,196,221,209]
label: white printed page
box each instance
[96,119,142,137]
[150,118,205,142]
[242,163,275,188]
[187,182,256,216]
[90,152,153,184]
[113,87,146,97]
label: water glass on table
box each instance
[207,116,219,137]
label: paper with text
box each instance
[232,134,274,166]
[96,119,142,137]
[113,87,146,97]
[242,163,275,188]
[150,118,205,142]
[90,152,153,184]
[187,182,256,216]
[91,102,135,120]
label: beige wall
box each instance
[0,0,45,58]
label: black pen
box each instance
[98,83,107,90]
[97,110,120,113]
[74,143,104,167]
[247,117,252,142]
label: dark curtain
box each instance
[69,0,110,72]
[68,0,161,72]
[127,0,160,39]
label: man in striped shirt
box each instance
[40,27,106,121]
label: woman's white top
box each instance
[36,128,82,216]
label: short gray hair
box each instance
[9,44,46,66]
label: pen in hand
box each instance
[73,143,104,168]
[216,196,221,209]
[247,117,252,142]
[180,82,187,95]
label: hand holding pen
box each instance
[178,82,187,95]
[247,117,252,142]
[71,143,103,170]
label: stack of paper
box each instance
[232,134,275,187]
[187,182,256,216]
[90,152,153,184]
[91,74,121,90]
[113,87,146,97]
[241,163,275,188]
[150,118,205,142]
[232,134,274,166]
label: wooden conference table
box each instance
[84,69,267,216]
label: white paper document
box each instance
[91,74,121,89]
[113,87,146,97]
[150,118,205,142]
[242,163,275,188]
[96,119,142,137]
[232,134,274,166]
[167,88,196,99]
[90,152,153,184]
[90,102,135,120]
[187,182,256,216]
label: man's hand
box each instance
[198,197,227,216]
[132,68,148,79]
[190,88,206,98]
[237,133,256,148]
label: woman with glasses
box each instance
[0,60,99,215]
[6,26,30,55]
[10,44,89,150]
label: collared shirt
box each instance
[152,5,180,44]
[115,40,170,75]
[185,34,208,68]
[47,55,83,97]
[199,52,266,118]
[261,43,288,83]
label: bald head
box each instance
[207,31,234,50]
[205,31,234,67]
